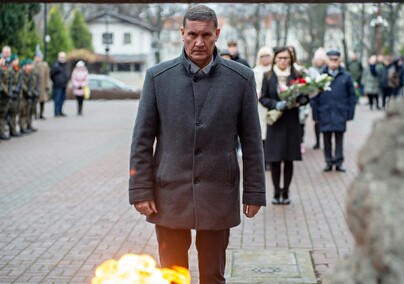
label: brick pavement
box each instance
[0,99,384,283]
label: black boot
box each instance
[281,188,290,205]
[272,188,281,205]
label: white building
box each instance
[87,10,156,73]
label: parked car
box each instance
[67,74,141,100]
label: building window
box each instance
[102,33,113,45]
[124,33,131,45]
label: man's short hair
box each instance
[227,40,237,47]
[183,5,218,29]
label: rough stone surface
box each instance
[328,98,404,284]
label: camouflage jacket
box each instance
[10,67,23,100]
[22,71,39,100]
[0,65,12,99]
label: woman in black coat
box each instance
[259,46,307,205]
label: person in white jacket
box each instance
[253,46,273,170]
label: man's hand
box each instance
[243,204,261,218]
[134,200,157,216]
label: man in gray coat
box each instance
[129,5,266,283]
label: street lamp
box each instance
[370,3,388,55]
[103,8,111,74]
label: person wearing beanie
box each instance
[0,46,13,140]
[19,59,39,133]
[34,44,50,119]
[7,54,24,137]
[70,60,89,115]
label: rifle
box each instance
[13,71,23,100]
[27,72,33,101]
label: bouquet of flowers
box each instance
[278,73,333,107]
[266,73,333,125]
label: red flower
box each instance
[297,77,306,84]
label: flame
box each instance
[91,254,191,284]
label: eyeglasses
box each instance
[276,57,291,61]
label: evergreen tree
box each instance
[70,9,93,51]
[18,20,41,60]
[0,3,41,59]
[0,4,28,53]
[47,6,72,64]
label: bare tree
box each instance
[116,3,185,63]
[292,4,329,63]
[383,3,403,55]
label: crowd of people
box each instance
[218,41,403,206]
[0,46,89,142]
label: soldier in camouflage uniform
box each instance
[19,59,38,134]
[0,46,13,140]
[7,54,23,137]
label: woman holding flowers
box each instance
[259,46,308,205]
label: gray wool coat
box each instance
[129,48,266,230]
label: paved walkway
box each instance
[0,99,384,283]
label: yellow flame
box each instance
[92,254,191,284]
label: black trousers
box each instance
[323,131,344,166]
[155,225,230,284]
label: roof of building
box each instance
[86,9,157,33]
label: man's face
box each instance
[2,48,11,59]
[181,19,220,69]
[58,52,67,63]
[327,56,341,71]
[228,44,237,56]
[35,55,43,63]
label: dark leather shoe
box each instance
[28,127,38,132]
[0,134,10,140]
[324,164,333,172]
[10,131,21,137]
[336,165,346,172]
[313,143,320,149]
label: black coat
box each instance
[50,61,68,88]
[311,67,356,133]
[259,71,302,162]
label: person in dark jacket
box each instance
[50,51,68,117]
[259,46,309,205]
[311,49,357,172]
[128,5,266,284]
[227,40,250,67]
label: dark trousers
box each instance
[75,95,84,114]
[53,87,66,115]
[381,87,392,109]
[155,225,230,284]
[314,122,320,147]
[367,93,379,110]
[323,131,344,166]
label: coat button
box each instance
[196,121,202,126]
[193,76,198,82]
[195,149,201,156]
[194,178,200,184]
